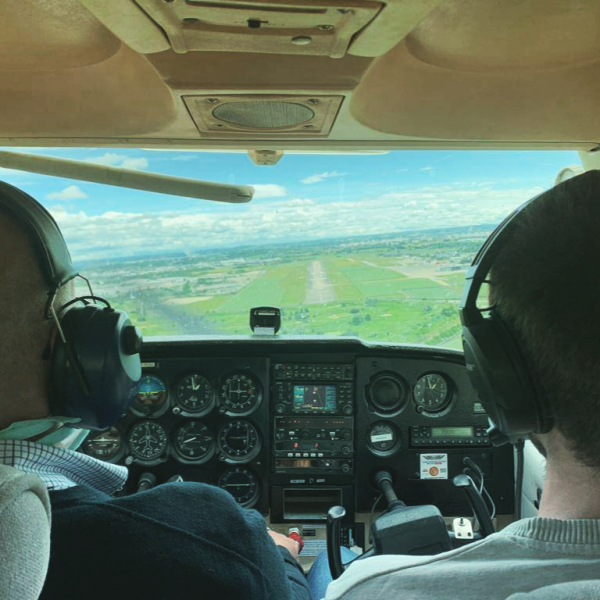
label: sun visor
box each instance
[350,0,600,142]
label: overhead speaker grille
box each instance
[212,101,315,129]
[184,95,343,137]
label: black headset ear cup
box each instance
[462,310,551,439]
[50,305,141,430]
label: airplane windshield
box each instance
[1,148,579,347]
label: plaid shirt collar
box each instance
[0,440,128,494]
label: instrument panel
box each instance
[81,338,514,521]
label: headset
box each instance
[459,191,554,446]
[0,180,142,430]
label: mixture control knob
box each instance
[341,463,351,474]
[300,430,310,440]
[341,446,351,455]
[342,404,353,415]
[341,429,352,441]
[275,404,285,414]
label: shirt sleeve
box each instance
[277,546,312,600]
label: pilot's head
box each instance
[0,207,74,429]
[490,170,600,467]
[0,186,142,441]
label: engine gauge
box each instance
[367,422,400,456]
[218,420,261,463]
[219,373,261,415]
[219,467,259,508]
[127,420,168,462]
[413,374,451,413]
[175,374,214,415]
[131,374,168,417]
[173,421,214,463]
[82,426,124,462]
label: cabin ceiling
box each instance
[0,0,598,150]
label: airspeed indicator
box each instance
[176,374,214,415]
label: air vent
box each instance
[184,95,343,137]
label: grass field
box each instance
[86,229,482,348]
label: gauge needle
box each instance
[191,378,199,390]
[184,437,197,444]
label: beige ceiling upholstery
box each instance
[0,0,598,149]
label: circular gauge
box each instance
[127,420,168,462]
[173,421,214,463]
[131,374,168,416]
[413,373,451,413]
[367,374,407,414]
[82,426,124,462]
[175,374,214,415]
[218,467,260,508]
[218,420,261,462]
[219,373,261,415]
[367,422,400,455]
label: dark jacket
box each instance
[41,482,310,600]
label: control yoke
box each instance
[327,471,451,580]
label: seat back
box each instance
[0,465,51,599]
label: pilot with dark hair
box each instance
[318,171,600,599]
[0,184,311,600]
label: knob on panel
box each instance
[367,373,407,414]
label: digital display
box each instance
[293,385,337,413]
[431,427,473,438]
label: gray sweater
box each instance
[324,518,600,599]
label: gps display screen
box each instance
[293,385,337,413]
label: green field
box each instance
[84,228,483,348]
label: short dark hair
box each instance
[491,170,600,467]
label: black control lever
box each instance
[327,505,346,580]
[452,474,494,537]
[136,472,157,493]
[370,471,451,555]
[373,471,405,511]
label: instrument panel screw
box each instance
[207,98,220,104]
[303,125,315,129]
[308,99,320,105]
[319,24,334,31]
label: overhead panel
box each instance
[134,0,382,58]
[184,95,343,138]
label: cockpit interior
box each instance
[1,0,599,587]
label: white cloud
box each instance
[49,182,545,262]
[420,166,435,172]
[84,153,149,171]
[250,184,287,199]
[301,171,347,185]
[46,185,87,201]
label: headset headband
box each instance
[0,180,77,293]
[459,191,544,326]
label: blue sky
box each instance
[0,148,581,261]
